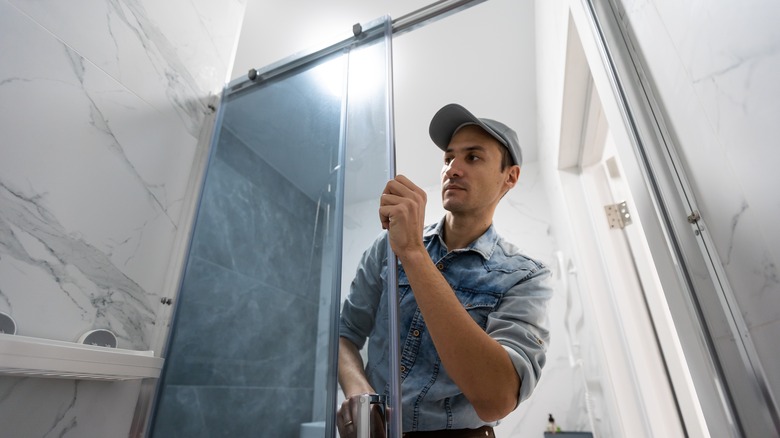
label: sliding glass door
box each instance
[149,18,396,438]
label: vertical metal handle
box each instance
[355,393,387,438]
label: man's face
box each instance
[440,125,517,216]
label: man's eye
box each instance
[468,155,480,161]
[444,157,452,164]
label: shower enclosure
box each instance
[143,1,780,437]
[148,18,397,437]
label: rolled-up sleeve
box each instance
[339,232,387,349]
[486,266,552,404]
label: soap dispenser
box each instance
[547,414,557,433]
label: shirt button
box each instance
[413,329,420,337]
[436,263,444,270]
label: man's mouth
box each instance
[443,183,466,192]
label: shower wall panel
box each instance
[152,127,325,437]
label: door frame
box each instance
[555,0,775,436]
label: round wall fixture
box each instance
[78,329,118,348]
[0,312,16,335]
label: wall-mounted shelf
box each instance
[0,333,164,381]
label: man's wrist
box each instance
[345,386,375,398]
[396,245,429,266]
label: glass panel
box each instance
[149,51,349,438]
[338,17,399,437]
[149,17,396,438]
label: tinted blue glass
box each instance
[150,52,348,438]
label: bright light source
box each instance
[313,56,347,98]
[346,44,386,103]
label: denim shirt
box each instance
[339,218,552,432]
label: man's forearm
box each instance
[398,248,520,421]
[338,337,375,397]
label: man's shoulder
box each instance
[489,235,547,274]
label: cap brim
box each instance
[429,104,507,152]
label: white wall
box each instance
[234,0,540,191]
[0,0,246,435]
[534,2,619,435]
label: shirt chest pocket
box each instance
[397,268,500,329]
[454,288,500,329]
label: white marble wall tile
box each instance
[143,0,248,76]
[690,52,780,270]
[619,0,780,417]
[650,0,780,272]
[0,377,142,438]
[6,0,245,136]
[749,319,780,407]
[621,0,780,327]
[0,0,239,350]
[0,0,246,435]
[494,165,555,265]
[652,0,780,83]
[718,209,780,328]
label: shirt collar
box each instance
[424,217,498,261]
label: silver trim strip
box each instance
[382,16,404,438]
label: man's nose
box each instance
[443,159,462,178]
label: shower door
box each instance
[149,18,397,438]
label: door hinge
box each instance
[605,201,632,229]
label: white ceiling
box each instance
[230,0,537,198]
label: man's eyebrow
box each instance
[445,145,487,153]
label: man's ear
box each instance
[505,165,520,189]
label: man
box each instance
[338,104,552,437]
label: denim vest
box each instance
[340,219,551,432]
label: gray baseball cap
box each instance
[429,103,523,167]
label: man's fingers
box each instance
[337,397,361,438]
[382,183,426,210]
[384,175,424,197]
[395,174,428,199]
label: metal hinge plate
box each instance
[605,201,632,229]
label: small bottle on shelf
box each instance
[547,413,557,433]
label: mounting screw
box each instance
[353,23,362,37]
[248,68,258,81]
[687,210,701,224]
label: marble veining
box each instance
[724,200,749,266]
[63,47,179,228]
[0,181,155,349]
[0,0,245,434]
[7,0,244,137]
